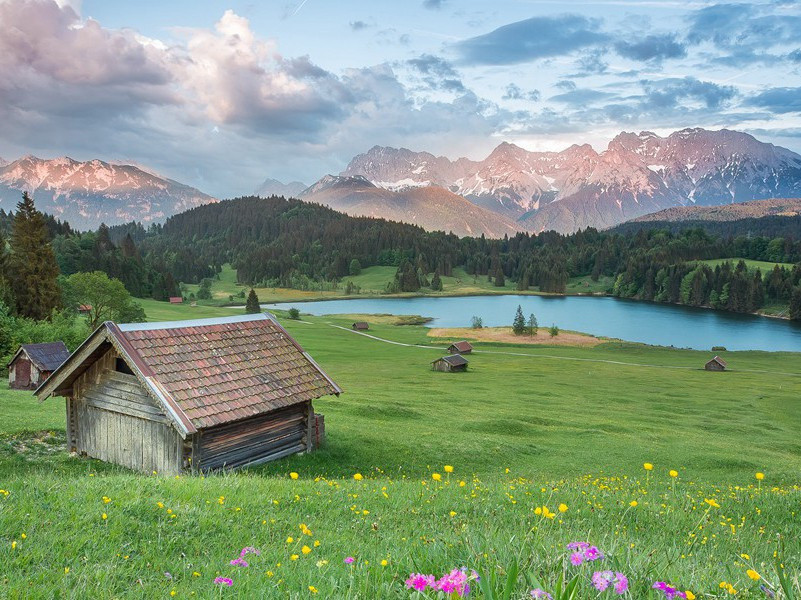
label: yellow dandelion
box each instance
[685,592,696,600]
[290,472,299,480]
[286,536,294,544]
[746,569,761,581]
[102,513,107,520]
[629,500,638,507]
[669,470,678,478]
[704,498,720,508]
[381,559,388,567]
[353,473,363,481]
[11,540,17,549]
[432,473,442,481]
[309,586,318,594]
[290,554,299,561]
[444,465,454,473]
[302,545,312,555]
[449,511,457,517]
[755,472,765,481]
[643,463,653,471]
[558,503,568,513]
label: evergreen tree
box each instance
[245,289,261,313]
[494,265,505,287]
[430,270,443,291]
[9,193,61,319]
[512,304,526,335]
[527,313,538,336]
[349,259,362,276]
[790,287,801,321]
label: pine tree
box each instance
[527,313,538,336]
[430,270,443,291]
[790,287,801,321]
[9,192,61,319]
[494,265,505,287]
[512,304,526,335]
[245,288,261,313]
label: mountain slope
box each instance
[299,175,522,238]
[342,129,801,233]
[253,178,307,198]
[0,156,217,228]
[626,197,801,223]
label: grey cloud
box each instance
[407,54,465,92]
[350,20,370,31]
[502,84,540,101]
[423,0,446,9]
[572,50,609,76]
[641,77,737,110]
[747,87,801,114]
[453,15,609,65]
[788,49,801,63]
[687,3,801,49]
[615,34,686,62]
[555,80,577,91]
[549,88,616,106]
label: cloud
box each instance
[747,87,801,114]
[686,3,801,49]
[407,54,465,92]
[349,20,370,31]
[502,84,540,101]
[422,0,446,9]
[453,15,609,65]
[615,34,686,62]
[572,50,609,76]
[549,88,616,106]
[641,77,737,110]
[788,49,801,63]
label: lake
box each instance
[265,295,801,352]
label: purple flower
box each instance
[240,546,260,557]
[405,573,436,591]
[214,577,233,586]
[593,571,614,592]
[229,558,249,567]
[584,546,604,561]
[567,542,590,550]
[344,556,355,564]
[614,574,629,594]
[569,552,584,566]
[531,589,553,599]
[653,582,686,599]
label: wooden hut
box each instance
[8,342,70,390]
[77,304,92,314]
[352,322,369,331]
[447,341,473,355]
[704,356,727,371]
[169,296,183,304]
[35,314,341,474]
[432,354,468,373]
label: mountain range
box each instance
[0,155,217,228]
[332,128,801,234]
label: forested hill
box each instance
[612,214,801,238]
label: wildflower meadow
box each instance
[1,315,800,597]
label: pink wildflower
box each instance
[593,571,628,594]
[531,589,553,599]
[229,558,249,567]
[240,546,260,557]
[569,552,584,566]
[435,568,471,596]
[405,573,436,592]
[213,577,233,586]
[653,582,686,599]
[344,556,355,564]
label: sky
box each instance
[1,0,800,197]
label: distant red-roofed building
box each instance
[77,304,92,314]
[35,314,341,474]
[169,296,183,304]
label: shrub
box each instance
[288,308,301,320]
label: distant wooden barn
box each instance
[352,322,369,331]
[35,314,341,474]
[705,356,727,371]
[169,297,183,304]
[8,342,70,390]
[447,341,473,355]
[77,304,92,314]
[432,354,468,372]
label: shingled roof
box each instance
[433,354,469,367]
[9,342,70,371]
[36,314,341,434]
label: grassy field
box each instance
[1,311,800,597]
[698,258,795,271]
[178,264,609,307]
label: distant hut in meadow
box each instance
[77,304,92,315]
[35,314,341,474]
[447,341,473,355]
[169,296,183,304]
[8,342,70,390]
[432,354,468,373]
[704,356,727,371]
[352,321,369,331]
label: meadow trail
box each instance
[326,322,801,378]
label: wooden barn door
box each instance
[198,403,309,470]
[16,360,31,389]
[73,371,183,474]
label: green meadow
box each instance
[1,310,800,597]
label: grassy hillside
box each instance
[698,258,794,271]
[1,313,799,597]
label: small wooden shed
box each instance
[352,321,369,331]
[169,296,183,304]
[35,314,341,474]
[448,341,473,355]
[432,354,468,372]
[77,304,92,314]
[8,342,70,390]
[705,356,727,371]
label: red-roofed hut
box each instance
[35,314,341,474]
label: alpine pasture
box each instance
[1,311,800,598]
